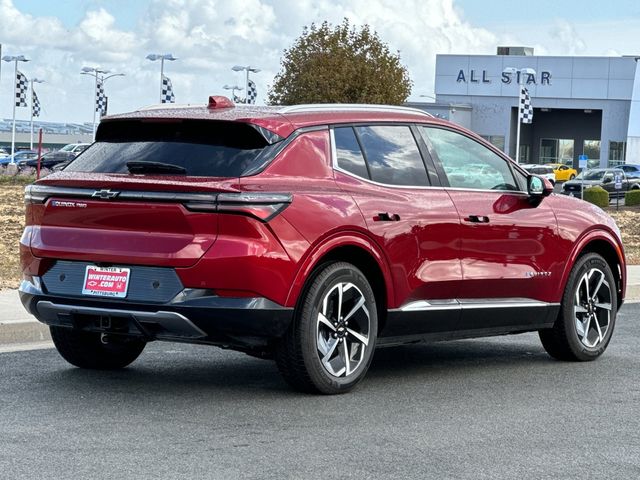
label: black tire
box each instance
[50,326,146,369]
[569,174,576,180]
[276,262,378,394]
[539,253,617,361]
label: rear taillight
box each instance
[186,192,293,222]
[24,184,292,222]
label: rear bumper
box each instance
[19,279,293,350]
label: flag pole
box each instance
[160,57,164,103]
[30,79,34,149]
[515,81,522,164]
[10,59,18,159]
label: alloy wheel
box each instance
[316,282,371,378]
[574,268,612,348]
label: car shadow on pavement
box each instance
[31,334,556,397]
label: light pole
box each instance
[503,67,536,163]
[146,53,177,102]
[81,66,110,140]
[2,54,29,159]
[29,78,44,149]
[223,84,243,102]
[231,65,260,103]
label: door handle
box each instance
[374,212,401,222]
[464,215,490,223]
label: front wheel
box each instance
[276,262,378,394]
[569,174,576,180]
[539,253,617,361]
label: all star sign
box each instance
[456,69,552,85]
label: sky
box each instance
[1,0,639,124]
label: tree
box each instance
[268,19,412,105]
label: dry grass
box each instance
[607,208,640,264]
[0,185,26,289]
[0,185,638,289]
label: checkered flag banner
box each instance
[246,79,257,104]
[519,86,533,124]
[96,79,107,115]
[233,93,243,104]
[15,71,28,107]
[162,75,175,103]
[32,88,41,117]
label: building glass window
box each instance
[609,141,626,167]
[583,140,601,169]
[518,145,530,163]
[540,138,574,165]
[480,135,506,152]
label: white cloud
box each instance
[0,0,638,125]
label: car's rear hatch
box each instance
[26,117,282,268]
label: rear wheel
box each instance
[539,253,617,361]
[50,326,146,369]
[276,262,378,394]
[569,174,576,180]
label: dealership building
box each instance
[411,47,640,169]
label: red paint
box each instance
[23,106,627,316]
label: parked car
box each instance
[546,163,577,182]
[618,163,640,178]
[0,147,9,159]
[521,164,556,185]
[19,99,626,394]
[0,150,38,165]
[21,143,90,169]
[561,168,640,198]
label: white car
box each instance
[521,164,556,185]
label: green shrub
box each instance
[582,186,609,208]
[625,188,640,206]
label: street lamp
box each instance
[2,54,30,159]
[146,53,177,102]
[223,84,243,101]
[503,67,536,163]
[231,65,260,103]
[29,78,45,149]
[81,66,110,140]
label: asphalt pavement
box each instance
[1,303,639,479]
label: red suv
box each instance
[19,98,626,394]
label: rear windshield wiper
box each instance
[126,161,187,175]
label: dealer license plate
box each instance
[82,266,131,298]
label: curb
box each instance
[0,320,51,345]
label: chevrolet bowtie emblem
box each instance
[92,189,120,199]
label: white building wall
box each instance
[626,60,640,163]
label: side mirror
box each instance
[603,177,612,184]
[528,175,553,200]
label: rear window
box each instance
[65,120,275,177]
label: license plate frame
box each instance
[82,266,131,298]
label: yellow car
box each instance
[546,163,578,182]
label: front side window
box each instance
[355,126,429,186]
[421,127,519,191]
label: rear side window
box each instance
[65,120,274,177]
[355,126,429,186]
[334,127,369,179]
